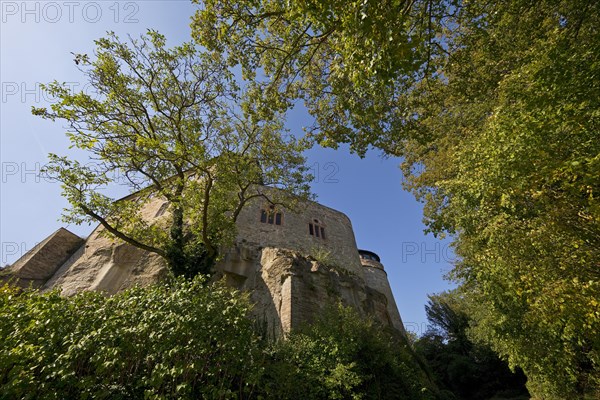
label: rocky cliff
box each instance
[216,244,399,337]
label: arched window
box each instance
[309,219,325,239]
[260,205,283,226]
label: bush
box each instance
[258,305,440,400]
[0,282,442,399]
[0,277,260,399]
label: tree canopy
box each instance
[192,0,443,156]
[402,1,600,396]
[33,31,312,278]
[415,292,529,400]
[194,0,600,396]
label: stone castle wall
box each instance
[5,188,406,336]
[362,263,405,333]
[216,245,394,337]
[234,196,364,277]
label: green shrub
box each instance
[0,283,443,400]
[258,305,440,400]
[0,278,260,399]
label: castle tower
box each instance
[359,250,405,333]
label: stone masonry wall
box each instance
[7,186,405,336]
[235,196,364,277]
[362,265,405,333]
[216,245,395,337]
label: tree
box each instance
[259,305,440,400]
[195,1,600,396]
[0,277,261,399]
[400,1,600,397]
[415,292,529,400]
[1,282,444,400]
[33,31,312,278]
[192,0,444,156]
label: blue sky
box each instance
[0,0,455,334]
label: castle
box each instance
[3,192,405,336]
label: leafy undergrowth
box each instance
[0,279,440,400]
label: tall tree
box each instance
[194,0,600,396]
[192,0,444,156]
[402,1,600,397]
[416,292,529,400]
[33,31,312,278]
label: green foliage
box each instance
[192,0,441,156]
[259,305,439,400]
[400,2,600,397]
[1,284,444,400]
[195,0,600,396]
[33,30,312,278]
[308,245,334,267]
[415,292,529,400]
[0,278,260,399]
[27,0,600,395]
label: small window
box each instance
[309,219,326,239]
[260,206,283,226]
[155,202,169,218]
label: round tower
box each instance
[359,250,405,334]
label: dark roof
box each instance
[358,249,381,263]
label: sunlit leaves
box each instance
[192,0,443,156]
[399,1,600,397]
[259,305,437,399]
[33,31,313,277]
[414,292,528,399]
[0,285,438,400]
[0,278,259,399]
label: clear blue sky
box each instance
[0,0,455,334]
